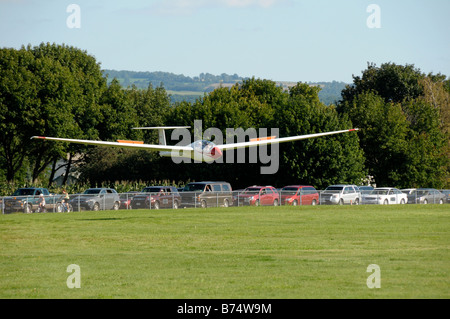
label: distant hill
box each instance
[103,70,348,105]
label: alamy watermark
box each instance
[366,264,381,288]
[366,4,381,29]
[169,120,280,174]
[66,264,81,288]
[66,4,81,29]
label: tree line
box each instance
[104,70,347,105]
[0,43,448,192]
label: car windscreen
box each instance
[143,188,163,193]
[324,186,343,193]
[183,184,206,192]
[12,189,36,196]
[242,188,261,194]
[281,187,298,195]
[371,189,389,195]
[84,189,101,194]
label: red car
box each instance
[280,185,319,206]
[233,186,280,206]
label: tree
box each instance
[272,82,366,189]
[161,79,366,189]
[338,62,449,188]
[77,82,174,184]
[341,62,425,104]
[402,98,448,187]
[0,47,39,181]
[0,43,107,183]
[339,91,409,187]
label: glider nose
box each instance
[210,146,223,159]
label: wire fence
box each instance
[1,188,448,214]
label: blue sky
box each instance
[1,0,449,82]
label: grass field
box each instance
[0,205,448,299]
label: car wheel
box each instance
[173,200,179,209]
[383,199,388,205]
[423,199,428,204]
[354,198,359,205]
[113,202,119,210]
[293,200,298,206]
[93,203,100,211]
[439,199,443,204]
[311,199,317,206]
[201,200,207,208]
[400,199,405,204]
[339,199,344,205]
[273,199,278,206]
[255,200,260,207]
[154,201,160,210]
[223,199,229,207]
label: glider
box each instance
[31,127,359,162]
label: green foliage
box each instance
[0,179,184,196]
[341,62,425,104]
[272,83,366,188]
[105,69,347,105]
[0,43,106,183]
[158,79,366,189]
[104,69,243,92]
[338,62,449,188]
[2,45,447,189]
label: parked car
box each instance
[130,186,181,209]
[233,186,280,206]
[120,192,139,209]
[358,186,374,194]
[408,188,445,204]
[363,187,408,205]
[3,187,62,213]
[319,184,361,205]
[440,190,450,204]
[358,186,374,203]
[401,188,416,195]
[180,181,232,208]
[70,188,120,211]
[280,185,319,206]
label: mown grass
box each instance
[0,204,448,298]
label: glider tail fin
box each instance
[132,126,191,146]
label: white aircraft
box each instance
[31,127,359,162]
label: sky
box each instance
[0,0,449,83]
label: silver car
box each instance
[319,184,361,205]
[408,188,445,204]
[70,188,121,211]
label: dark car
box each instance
[70,188,120,211]
[233,186,280,206]
[180,181,232,208]
[3,187,62,213]
[130,186,181,209]
[280,185,319,206]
